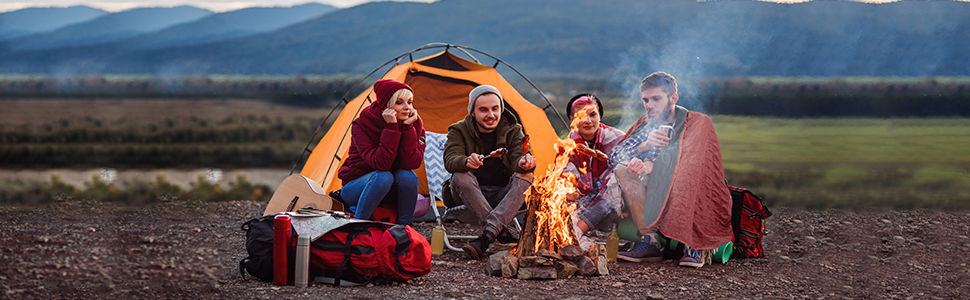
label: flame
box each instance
[522,105,597,253]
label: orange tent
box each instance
[298,44,565,196]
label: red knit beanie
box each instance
[373,79,412,108]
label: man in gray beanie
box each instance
[442,84,536,260]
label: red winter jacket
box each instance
[338,79,426,184]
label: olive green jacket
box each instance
[442,110,534,176]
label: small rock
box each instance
[780,256,792,261]
[646,293,664,300]
[535,249,562,260]
[842,221,852,225]
[577,256,596,276]
[554,260,578,278]
[501,255,518,278]
[445,290,466,297]
[958,235,969,240]
[893,236,905,242]
[793,219,803,225]
[805,236,816,242]
[880,219,891,224]
[517,267,556,280]
[519,256,552,267]
[559,245,584,261]
[487,251,509,277]
[931,221,942,225]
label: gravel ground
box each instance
[1,201,968,299]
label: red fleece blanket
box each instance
[656,112,733,250]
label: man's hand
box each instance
[402,109,419,125]
[518,153,536,170]
[626,157,652,175]
[465,153,485,169]
[382,108,398,123]
[637,129,670,152]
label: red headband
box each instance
[571,96,595,115]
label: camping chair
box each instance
[424,132,523,252]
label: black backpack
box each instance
[239,213,295,282]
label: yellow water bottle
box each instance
[431,220,445,256]
[606,224,619,262]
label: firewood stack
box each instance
[484,188,609,279]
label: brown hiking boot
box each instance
[495,228,519,244]
[462,231,494,260]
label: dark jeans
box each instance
[449,172,531,236]
[340,169,418,225]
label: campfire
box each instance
[485,105,610,279]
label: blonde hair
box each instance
[386,88,414,109]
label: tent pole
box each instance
[457,46,569,130]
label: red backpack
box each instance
[377,225,432,281]
[309,222,431,285]
[729,185,772,258]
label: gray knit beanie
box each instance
[468,85,503,113]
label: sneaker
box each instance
[679,245,705,268]
[462,231,493,260]
[617,234,664,262]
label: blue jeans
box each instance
[340,169,418,225]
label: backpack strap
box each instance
[331,231,359,286]
[239,257,248,280]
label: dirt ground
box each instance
[1,201,968,300]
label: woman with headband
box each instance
[563,94,625,248]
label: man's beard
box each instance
[646,103,673,127]
[477,116,498,131]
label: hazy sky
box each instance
[0,0,943,13]
[0,0,436,13]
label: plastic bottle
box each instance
[606,224,619,262]
[295,236,310,287]
[431,220,445,256]
[273,215,291,286]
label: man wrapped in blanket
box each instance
[607,72,733,268]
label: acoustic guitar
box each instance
[263,175,344,216]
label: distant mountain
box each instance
[7,6,213,51]
[0,6,108,40]
[2,0,969,78]
[119,3,338,50]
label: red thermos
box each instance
[273,215,291,286]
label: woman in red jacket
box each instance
[337,79,426,225]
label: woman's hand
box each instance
[403,109,419,125]
[382,108,398,123]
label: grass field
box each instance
[711,116,970,209]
